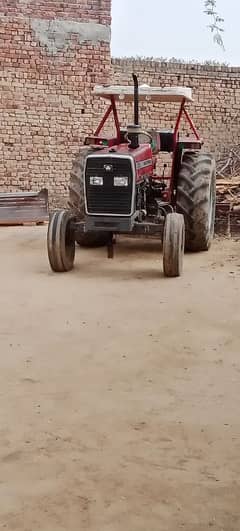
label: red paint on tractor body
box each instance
[92,143,154,183]
[88,92,203,204]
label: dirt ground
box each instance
[0,227,240,531]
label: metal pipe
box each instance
[132,73,139,126]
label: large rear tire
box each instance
[68,147,109,247]
[176,151,216,252]
[47,210,75,272]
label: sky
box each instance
[111,0,240,65]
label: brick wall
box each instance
[1,3,240,205]
[113,59,240,159]
[0,0,111,205]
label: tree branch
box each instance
[204,0,224,49]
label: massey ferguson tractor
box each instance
[47,75,216,277]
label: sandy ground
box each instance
[0,227,240,531]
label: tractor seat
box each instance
[158,130,175,153]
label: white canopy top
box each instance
[93,84,193,103]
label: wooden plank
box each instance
[215,202,240,237]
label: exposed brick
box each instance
[1,3,240,206]
[0,0,111,203]
[112,58,240,161]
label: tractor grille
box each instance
[85,157,134,216]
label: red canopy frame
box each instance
[94,96,121,143]
[94,96,201,146]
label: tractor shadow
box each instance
[73,237,166,281]
[114,236,162,255]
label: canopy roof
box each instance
[93,84,193,103]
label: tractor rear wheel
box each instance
[163,213,185,278]
[47,210,75,272]
[68,147,109,247]
[176,151,216,252]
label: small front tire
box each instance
[163,213,185,278]
[47,210,75,272]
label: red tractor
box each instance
[47,75,216,277]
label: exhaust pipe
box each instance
[128,73,140,149]
[132,73,139,126]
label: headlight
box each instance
[114,176,128,187]
[90,176,103,186]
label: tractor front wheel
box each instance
[47,210,75,272]
[163,213,185,278]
